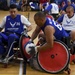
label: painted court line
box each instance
[19,60,23,75]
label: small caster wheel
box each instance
[67,68,71,75]
[64,67,71,75]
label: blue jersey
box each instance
[41,18,69,40]
[57,14,64,23]
[5,15,24,35]
[62,4,75,12]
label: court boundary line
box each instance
[19,60,23,75]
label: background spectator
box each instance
[29,0,39,11]
[39,0,49,11]
[0,0,9,10]
[10,0,22,10]
[21,0,28,11]
[60,0,75,15]
[45,0,59,20]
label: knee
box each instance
[8,34,18,39]
[9,34,14,38]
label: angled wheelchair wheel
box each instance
[37,40,70,74]
[19,34,31,60]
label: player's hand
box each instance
[24,42,37,56]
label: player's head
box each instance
[9,4,18,18]
[66,6,74,18]
[34,11,46,27]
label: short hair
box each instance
[9,4,17,9]
[34,11,46,19]
[66,6,74,12]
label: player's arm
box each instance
[37,25,55,52]
[56,14,64,24]
[44,4,52,14]
[21,15,32,32]
[31,26,41,41]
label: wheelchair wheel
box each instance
[19,34,31,60]
[37,40,70,74]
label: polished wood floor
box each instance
[0,10,75,75]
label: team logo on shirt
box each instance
[10,22,16,27]
[10,22,20,27]
[66,20,71,24]
[66,20,75,25]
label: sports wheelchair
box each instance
[0,32,23,67]
[19,32,71,74]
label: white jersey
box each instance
[0,15,31,29]
[51,3,59,14]
[62,14,75,30]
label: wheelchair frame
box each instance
[0,35,24,68]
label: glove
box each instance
[25,42,38,56]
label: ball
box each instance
[25,42,36,55]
